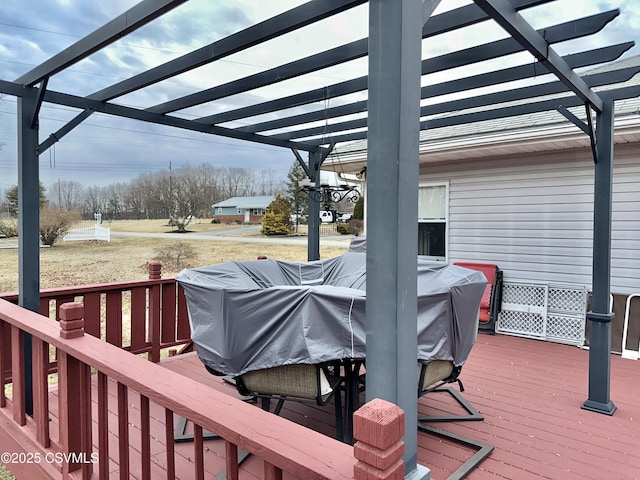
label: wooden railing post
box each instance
[59,302,93,479]
[148,261,162,281]
[149,262,162,362]
[353,398,406,480]
[0,320,7,408]
[10,325,25,426]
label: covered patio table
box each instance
[177,251,486,440]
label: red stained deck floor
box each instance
[47,334,640,479]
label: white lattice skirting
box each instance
[496,282,587,346]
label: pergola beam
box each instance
[309,83,640,146]
[89,0,367,102]
[200,10,619,127]
[423,42,632,98]
[233,43,632,134]
[474,0,606,112]
[15,0,188,86]
[236,101,368,134]
[32,88,318,152]
[147,39,369,115]
[274,65,639,141]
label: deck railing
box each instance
[0,298,357,480]
[0,268,406,480]
[0,262,191,364]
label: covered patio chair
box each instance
[453,262,503,334]
[417,360,482,422]
[230,362,346,440]
[416,360,494,480]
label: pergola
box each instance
[1,1,639,477]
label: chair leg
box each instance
[334,385,344,442]
[173,415,221,443]
[418,386,484,422]
[417,423,494,480]
[273,398,285,416]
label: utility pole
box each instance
[169,161,173,221]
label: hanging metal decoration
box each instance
[297,178,360,210]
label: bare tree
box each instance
[220,167,255,198]
[73,162,284,222]
[257,168,285,196]
[122,182,148,219]
[83,185,109,219]
[49,179,85,211]
[135,172,169,219]
[0,93,4,151]
[197,163,224,206]
[103,183,127,220]
[168,166,221,231]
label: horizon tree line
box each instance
[1,164,286,222]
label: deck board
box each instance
[32,334,640,479]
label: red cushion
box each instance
[480,286,492,309]
[453,262,497,284]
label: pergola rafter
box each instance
[88,0,367,102]
[227,42,634,134]
[15,0,189,86]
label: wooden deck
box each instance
[40,333,639,479]
[419,334,640,480]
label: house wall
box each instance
[215,206,240,216]
[419,142,640,296]
[214,214,263,224]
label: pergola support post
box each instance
[582,99,617,416]
[17,88,41,416]
[366,0,438,478]
[307,151,322,261]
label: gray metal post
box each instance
[582,100,616,415]
[367,0,434,477]
[17,88,41,416]
[307,151,321,261]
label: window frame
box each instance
[417,181,449,261]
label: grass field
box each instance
[0,219,345,293]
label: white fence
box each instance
[63,224,111,242]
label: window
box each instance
[251,208,266,216]
[418,183,447,259]
[237,207,243,215]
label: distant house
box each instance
[212,196,275,224]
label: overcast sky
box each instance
[1,0,639,193]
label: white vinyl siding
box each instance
[419,143,640,294]
[611,149,640,293]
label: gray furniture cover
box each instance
[177,251,486,376]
